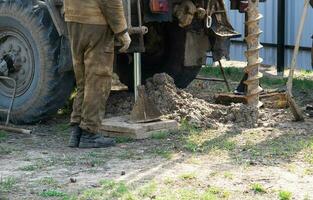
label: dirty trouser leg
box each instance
[67,22,87,125]
[79,25,114,133]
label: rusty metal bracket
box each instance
[0,76,16,126]
[0,76,32,134]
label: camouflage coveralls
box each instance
[64,0,127,133]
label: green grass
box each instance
[239,135,313,163]
[78,178,232,200]
[19,158,52,171]
[0,144,14,155]
[115,136,134,143]
[153,148,173,159]
[0,131,8,142]
[204,186,231,200]
[151,131,170,140]
[0,177,17,192]
[181,129,237,153]
[117,150,137,160]
[251,183,267,193]
[200,66,243,82]
[179,172,197,180]
[37,177,59,188]
[304,140,313,164]
[278,190,292,200]
[19,164,40,171]
[39,189,67,197]
[80,179,133,200]
[79,151,107,166]
[199,66,313,93]
[139,181,157,198]
[55,123,71,132]
[223,172,234,180]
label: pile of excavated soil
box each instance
[145,73,258,128]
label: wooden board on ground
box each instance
[99,116,178,139]
[260,92,288,109]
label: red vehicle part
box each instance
[150,0,169,13]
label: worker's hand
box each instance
[117,32,131,53]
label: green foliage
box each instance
[0,177,16,192]
[151,131,170,140]
[179,172,197,180]
[0,131,8,142]
[200,66,313,94]
[37,177,59,188]
[240,135,313,163]
[19,164,39,171]
[182,129,237,153]
[278,190,292,200]
[115,136,134,143]
[204,186,230,199]
[139,181,157,198]
[200,66,243,82]
[78,178,232,200]
[55,123,71,132]
[305,140,313,164]
[223,172,234,180]
[39,189,67,197]
[155,150,173,159]
[80,179,132,200]
[251,183,267,193]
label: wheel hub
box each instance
[0,30,35,97]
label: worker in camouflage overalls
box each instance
[64,0,131,148]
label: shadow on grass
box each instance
[175,121,313,166]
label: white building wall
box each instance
[224,0,313,70]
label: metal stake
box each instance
[134,52,142,100]
[218,60,231,92]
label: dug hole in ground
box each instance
[1,62,313,200]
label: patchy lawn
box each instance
[1,65,313,200]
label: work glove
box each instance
[117,32,131,53]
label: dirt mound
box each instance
[145,73,258,128]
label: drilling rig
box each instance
[0,0,265,124]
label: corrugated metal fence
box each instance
[224,0,313,70]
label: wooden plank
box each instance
[99,116,178,139]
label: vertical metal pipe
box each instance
[277,0,285,76]
[127,0,132,27]
[244,0,263,107]
[134,52,141,100]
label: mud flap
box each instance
[57,37,73,74]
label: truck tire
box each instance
[0,1,74,124]
[116,22,201,89]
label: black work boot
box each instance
[79,130,116,148]
[68,124,82,148]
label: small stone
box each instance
[70,178,77,183]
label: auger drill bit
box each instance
[244,0,263,107]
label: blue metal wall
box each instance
[225,0,313,70]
